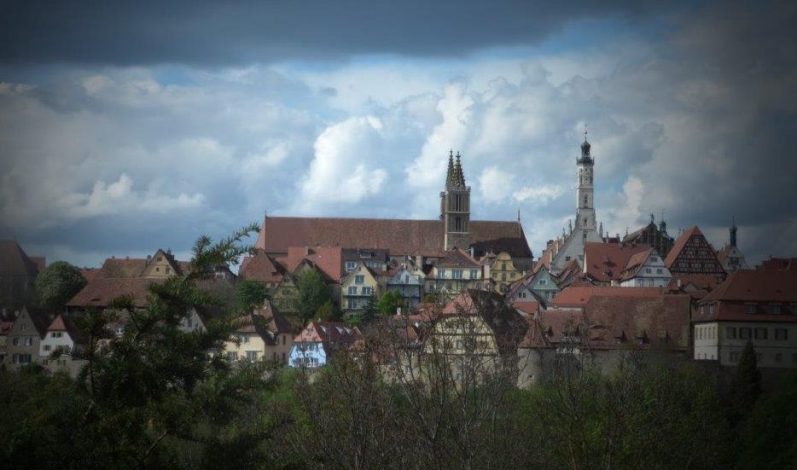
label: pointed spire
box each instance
[730,216,738,247]
[599,221,604,237]
[446,150,455,188]
[580,127,592,160]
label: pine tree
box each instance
[731,340,762,425]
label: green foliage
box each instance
[377,290,405,315]
[236,280,269,312]
[736,372,797,469]
[34,260,87,310]
[730,341,762,426]
[294,268,331,323]
[314,299,340,321]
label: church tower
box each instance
[440,151,471,250]
[549,131,603,272]
[575,131,596,233]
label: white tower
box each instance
[575,131,596,233]
[550,131,603,272]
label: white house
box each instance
[619,248,672,287]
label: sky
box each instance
[0,0,795,268]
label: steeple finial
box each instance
[446,150,455,188]
[453,151,466,187]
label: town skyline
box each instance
[0,0,794,268]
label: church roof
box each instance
[256,216,532,259]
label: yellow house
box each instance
[485,251,523,294]
[222,302,295,364]
[341,262,379,311]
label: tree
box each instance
[34,261,87,311]
[730,340,762,426]
[377,290,405,315]
[295,269,331,324]
[236,280,269,312]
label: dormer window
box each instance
[746,303,757,314]
[769,304,782,315]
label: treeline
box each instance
[1,228,795,469]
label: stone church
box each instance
[255,151,533,269]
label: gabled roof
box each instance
[523,292,690,350]
[438,289,528,354]
[239,249,286,283]
[277,246,343,282]
[756,257,797,271]
[67,278,157,308]
[0,240,40,277]
[95,250,189,279]
[664,226,714,269]
[702,270,797,304]
[294,321,362,351]
[436,247,480,268]
[256,216,532,259]
[620,248,656,281]
[584,242,651,283]
[46,314,88,345]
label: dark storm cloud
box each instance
[0,0,663,65]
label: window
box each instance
[754,328,768,340]
[12,337,19,346]
[746,303,757,314]
[362,287,373,296]
[775,328,788,340]
[645,268,652,274]
[239,335,249,344]
[726,327,737,339]
[769,304,782,315]
[246,351,258,362]
[24,337,33,346]
[730,351,740,362]
[452,269,463,279]
[775,353,783,363]
[44,344,52,351]
[355,275,365,285]
[539,279,547,286]
[501,273,507,281]
[348,286,357,295]
[698,328,703,340]
[470,269,478,279]
[709,304,716,315]
[165,267,171,274]
[282,335,286,345]
[656,268,663,274]
[739,328,751,340]
[52,332,63,338]
[345,261,357,272]
[227,352,237,361]
[156,267,160,272]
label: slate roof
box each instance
[256,216,532,259]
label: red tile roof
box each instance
[552,286,665,307]
[523,293,690,350]
[757,257,797,271]
[620,248,654,281]
[256,215,532,259]
[436,247,480,268]
[67,278,158,308]
[512,300,540,316]
[584,242,650,283]
[239,249,286,283]
[277,246,343,282]
[702,270,797,304]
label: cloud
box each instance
[295,116,389,212]
[478,166,515,203]
[59,173,205,219]
[0,0,665,65]
[512,185,564,204]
